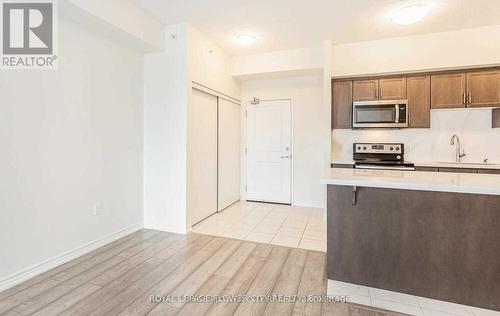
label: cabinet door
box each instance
[431,73,466,109]
[415,166,439,172]
[407,76,430,128]
[379,77,407,100]
[353,79,378,101]
[332,80,353,129]
[477,169,500,175]
[494,108,500,128]
[467,70,500,108]
[438,168,477,174]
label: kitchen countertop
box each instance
[412,161,500,170]
[331,159,500,170]
[321,168,500,195]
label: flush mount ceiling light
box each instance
[392,4,431,25]
[235,34,256,45]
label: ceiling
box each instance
[131,0,500,56]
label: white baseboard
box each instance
[292,201,325,209]
[144,223,187,235]
[0,222,143,292]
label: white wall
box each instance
[332,109,500,164]
[241,75,326,208]
[232,46,324,80]
[144,23,240,232]
[332,25,500,77]
[144,24,189,234]
[61,0,164,52]
[187,26,240,98]
[0,17,144,285]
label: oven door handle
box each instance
[395,104,400,124]
[355,164,415,171]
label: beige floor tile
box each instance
[302,229,326,241]
[253,203,275,211]
[309,208,326,219]
[272,204,292,210]
[291,206,312,215]
[328,280,370,297]
[416,297,476,316]
[259,217,286,227]
[369,287,419,306]
[306,221,326,232]
[271,234,301,248]
[245,232,274,243]
[276,227,305,237]
[371,298,424,316]
[299,238,326,252]
[230,222,258,231]
[252,224,281,234]
[265,212,289,220]
[282,218,307,229]
[287,215,309,222]
[221,229,250,240]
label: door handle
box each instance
[468,93,472,104]
[280,155,290,159]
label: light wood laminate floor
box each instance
[0,230,404,316]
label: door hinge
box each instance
[245,147,247,155]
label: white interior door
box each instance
[218,99,241,211]
[246,99,292,204]
[188,88,218,225]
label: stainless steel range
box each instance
[353,143,415,171]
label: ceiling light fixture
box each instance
[392,4,431,25]
[235,34,256,45]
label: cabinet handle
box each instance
[352,186,357,205]
[463,93,466,105]
[468,93,472,104]
[379,87,382,99]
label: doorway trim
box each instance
[244,97,294,205]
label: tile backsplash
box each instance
[332,108,500,163]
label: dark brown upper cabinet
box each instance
[353,77,406,101]
[431,73,467,109]
[466,69,500,108]
[332,80,353,129]
[379,77,407,100]
[353,79,379,101]
[407,76,430,128]
[493,108,500,128]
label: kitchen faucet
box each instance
[450,134,466,163]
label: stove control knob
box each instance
[357,146,361,150]
[363,147,367,150]
[397,155,401,160]
[390,147,394,151]
[396,147,400,151]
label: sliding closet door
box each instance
[188,88,218,225]
[218,99,241,211]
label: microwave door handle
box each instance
[395,104,400,124]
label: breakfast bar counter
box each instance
[322,168,500,311]
[321,167,500,195]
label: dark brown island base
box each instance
[322,169,500,312]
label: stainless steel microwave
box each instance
[352,100,408,128]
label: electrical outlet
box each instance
[93,204,103,216]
